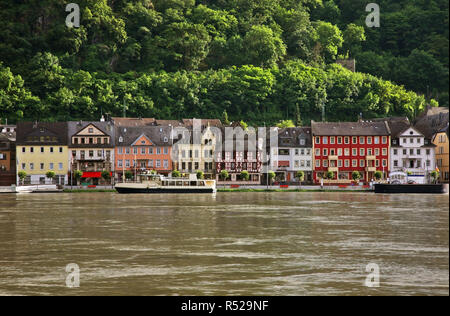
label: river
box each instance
[0,192,448,296]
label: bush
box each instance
[172,170,181,178]
[240,170,250,181]
[374,171,383,180]
[352,171,362,182]
[196,170,204,179]
[325,171,334,180]
[220,170,229,180]
[296,171,305,182]
[125,170,133,180]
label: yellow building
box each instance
[16,122,69,185]
[432,125,449,183]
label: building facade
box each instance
[390,125,436,184]
[215,128,263,184]
[433,124,449,183]
[270,127,313,183]
[0,131,16,186]
[114,125,174,181]
[16,122,69,185]
[68,121,115,185]
[311,121,391,184]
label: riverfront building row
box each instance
[1,107,448,186]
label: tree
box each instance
[18,171,27,186]
[431,170,440,184]
[296,171,305,183]
[374,171,383,181]
[276,120,295,128]
[74,170,83,186]
[172,170,181,178]
[125,170,133,181]
[46,171,56,183]
[342,23,366,57]
[196,170,204,179]
[325,171,334,180]
[220,170,229,181]
[240,170,250,181]
[314,21,344,61]
[268,171,276,184]
[242,25,286,67]
[352,171,361,183]
[101,170,111,185]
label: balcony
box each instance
[328,155,338,160]
[328,167,339,172]
[366,167,376,172]
[366,155,376,160]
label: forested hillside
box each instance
[0,0,448,125]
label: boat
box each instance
[374,183,448,194]
[374,171,448,194]
[115,173,216,194]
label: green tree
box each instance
[431,170,440,183]
[342,23,366,57]
[374,171,383,181]
[352,171,361,183]
[46,171,56,183]
[18,171,27,186]
[314,21,344,61]
[276,120,295,128]
[296,170,305,183]
[325,171,334,180]
[101,170,111,185]
[74,170,83,186]
[240,170,250,181]
[196,170,204,179]
[125,170,133,181]
[172,170,181,178]
[220,170,229,180]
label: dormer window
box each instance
[410,131,414,135]
[164,137,168,142]
[88,128,94,133]
[300,139,305,146]
[119,136,123,143]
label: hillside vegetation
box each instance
[0,0,448,125]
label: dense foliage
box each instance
[0,0,448,125]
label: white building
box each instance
[270,127,313,183]
[390,123,436,184]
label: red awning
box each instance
[82,172,112,178]
[278,161,290,167]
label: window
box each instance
[40,163,44,170]
[148,160,153,168]
[367,137,372,144]
[156,160,161,168]
[279,149,290,155]
[382,148,387,156]
[410,138,413,144]
[295,149,299,155]
[352,148,357,156]
[323,160,328,167]
[337,148,342,156]
[126,147,130,154]
[118,160,123,167]
[306,160,311,167]
[22,163,26,170]
[97,138,101,144]
[426,160,430,167]
[30,163,34,170]
[22,147,25,153]
[360,160,365,167]
[367,148,373,156]
[157,147,161,155]
[125,160,130,167]
[417,149,421,155]
[323,148,328,156]
[352,137,357,144]
[88,128,94,133]
[163,147,168,155]
[417,138,421,144]
[323,136,328,144]
[344,148,350,156]
[195,150,199,158]
[49,163,54,170]
[338,160,343,167]
[315,137,320,144]
[403,149,407,155]
[410,149,414,155]
[344,137,349,144]
[382,159,387,167]
[141,147,146,154]
[337,137,342,144]
[164,160,169,168]
[376,160,380,167]
[89,150,94,158]
[360,148,365,156]
[133,147,138,154]
[330,137,335,144]
[59,147,63,153]
[394,160,398,167]
[118,147,123,155]
[30,147,34,153]
[374,137,379,144]
[300,139,305,146]
[104,138,108,144]
[149,147,153,155]
[393,149,398,155]
[359,137,365,144]
[352,160,357,167]
[315,149,321,156]
[344,160,349,167]
[41,147,44,153]
[315,160,321,168]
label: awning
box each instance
[278,161,290,167]
[82,172,112,178]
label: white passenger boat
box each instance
[115,173,216,194]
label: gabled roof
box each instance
[115,125,172,146]
[130,133,154,147]
[414,107,449,139]
[277,127,312,148]
[111,117,156,127]
[311,121,390,136]
[67,121,115,147]
[16,122,68,145]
